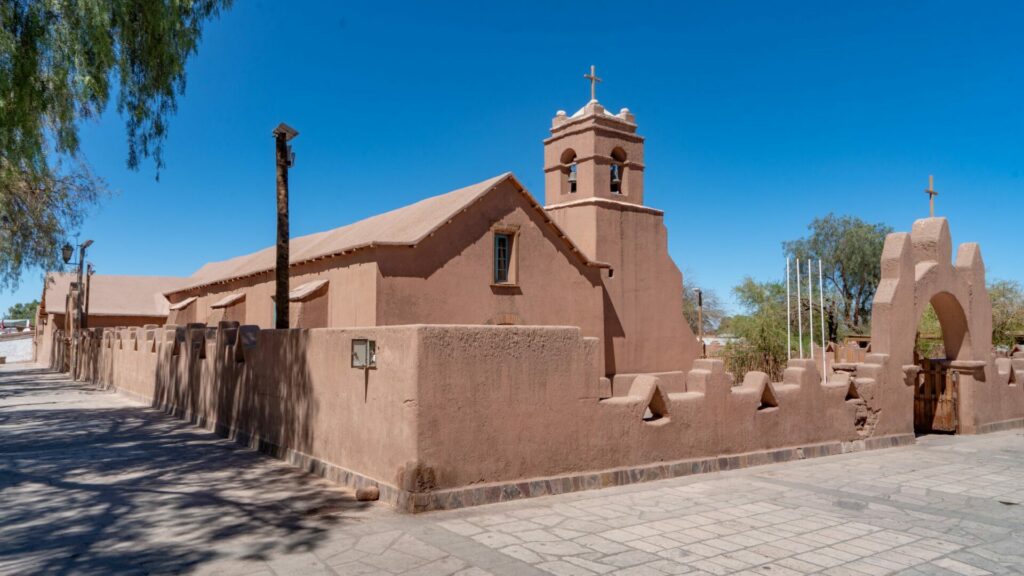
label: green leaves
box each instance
[0,0,231,289]
[6,299,39,320]
[989,279,1024,350]
[721,278,790,380]
[783,213,892,333]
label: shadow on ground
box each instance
[0,365,373,576]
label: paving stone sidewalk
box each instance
[0,363,1021,575]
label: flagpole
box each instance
[786,258,792,361]
[796,259,803,359]
[808,259,814,361]
[819,259,827,384]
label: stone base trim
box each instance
[404,434,917,513]
[109,382,916,513]
[971,417,1024,435]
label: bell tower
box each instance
[542,70,699,379]
[543,99,645,207]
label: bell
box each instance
[611,176,621,193]
[567,170,577,184]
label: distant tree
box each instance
[0,0,232,289]
[721,278,789,380]
[915,304,943,358]
[717,316,734,335]
[914,279,1023,357]
[681,278,726,335]
[783,214,892,333]
[989,279,1024,349]
[6,299,39,321]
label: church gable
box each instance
[374,178,607,335]
[376,176,607,282]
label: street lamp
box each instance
[60,240,93,330]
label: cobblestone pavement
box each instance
[1,364,1022,575]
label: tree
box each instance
[721,278,790,380]
[914,279,1023,357]
[0,0,232,289]
[6,299,39,320]
[783,214,892,333]
[681,277,726,335]
[989,279,1024,350]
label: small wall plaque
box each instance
[352,339,376,369]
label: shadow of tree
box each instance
[0,365,371,576]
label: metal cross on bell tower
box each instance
[583,65,602,102]
[925,175,938,217]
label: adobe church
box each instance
[43,77,1024,512]
[161,96,701,378]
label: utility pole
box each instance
[272,123,299,329]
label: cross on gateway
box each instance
[925,175,938,217]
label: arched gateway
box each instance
[869,218,1024,435]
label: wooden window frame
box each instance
[491,227,519,286]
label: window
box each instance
[569,162,578,193]
[494,233,513,284]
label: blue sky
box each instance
[3,0,1022,316]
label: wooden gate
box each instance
[914,359,958,433]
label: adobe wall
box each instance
[73,324,421,501]
[413,327,870,496]
[35,312,166,367]
[67,322,909,512]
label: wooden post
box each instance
[272,123,298,330]
[695,288,705,358]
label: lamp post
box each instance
[85,263,94,330]
[272,123,298,330]
[77,240,92,329]
[60,240,93,330]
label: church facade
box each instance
[161,99,701,377]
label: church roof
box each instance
[170,173,607,295]
[42,273,188,318]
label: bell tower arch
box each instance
[543,100,645,206]
[541,78,699,378]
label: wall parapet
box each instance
[50,321,954,511]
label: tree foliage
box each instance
[783,214,892,333]
[721,278,790,380]
[681,277,726,335]
[0,0,231,289]
[915,279,1024,357]
[988,279,1024,350]
[5,299,38,320]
